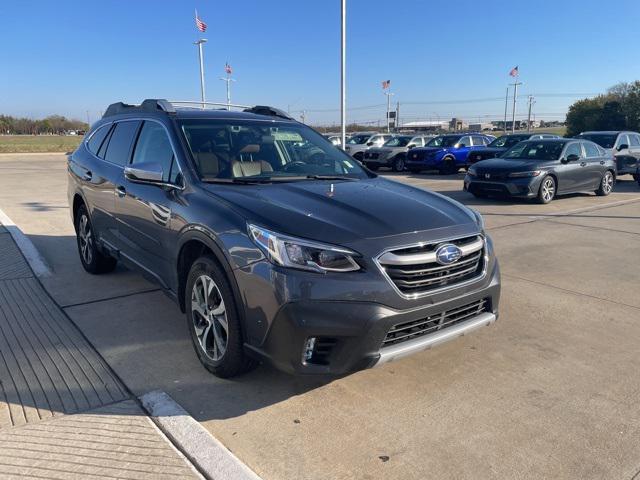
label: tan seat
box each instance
[231,160,273,178]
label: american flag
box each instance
[225,62,232,75]
[509,66,519,77]
[195,10,207,32]
[382,80,391,89]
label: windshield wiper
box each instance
[305,175,359,181]
[201,177,273,184]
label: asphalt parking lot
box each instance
[2,153,640,480]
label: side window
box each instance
[132,121,177,183]
[471,136,485,146]
[564,142,583,158]
[458,136,471,147]
[629,134,640,147]
[617,134,630,149]
[583,142,600,158]
[104,121,141,166]
[87,124,111,156]
[411,138,423,147]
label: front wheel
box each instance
[596,170,615,196]
[537,176,556,204]
[392,155,405,172]
[75,205,117,274]
[185,255,255,378]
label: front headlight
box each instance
[248,224,361,273]
[508,170,542,178]
[467,166,477,177]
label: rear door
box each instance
[114,120,182,286]
[582,141,607,188]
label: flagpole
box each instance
[510,74,522,134]
[340,0,346,150]
[195,39,207,109]
[219,71,235,111]
[503,86,509,134]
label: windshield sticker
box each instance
[273,131,303,142]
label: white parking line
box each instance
[0,207,51,277]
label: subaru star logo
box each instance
[435,244,462,265]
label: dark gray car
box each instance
[68,99,500,377]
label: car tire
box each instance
[537,176,556,204]
[596,170,615,196]
[439,157,458,175]
[75,205,117,274]
[392,155,406,172]
[185,254,256,378]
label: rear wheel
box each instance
[439,157,458,175]
[185,255,256,378]
[537,176,556,204]
[596,170,614,196]
[75,205,117,274]
[392,155,406,172]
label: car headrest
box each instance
[239,144,260,154]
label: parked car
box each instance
[344,132,395,161]
[68,99,500,377]
[405,133,494,174]
[324,134,345,148]
[363,135,434,172]
[464,139,616,204]
[575,131,640,181]
[468,133,560,164]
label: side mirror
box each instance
[617,144,629,151]
[125,162,164,184]
[366,141,374,146]
[407,144,416,149]
[564,153,580,163]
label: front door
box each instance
[114,120,181,287]
[557,142,590,192]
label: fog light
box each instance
[303,337,316,362]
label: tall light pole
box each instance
[220,73,235,111]
[526,95,535,132]
[340,0,346,149]
[503,87,509,133]
[510,77,522,133]
[194,39,207,109]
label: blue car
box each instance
[406,133,494,174]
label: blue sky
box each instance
[1,0,639,126]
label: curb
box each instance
[141,391,262,480]
[0,207,51,277]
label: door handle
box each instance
[580,162,587,167]
[83,171,92,181]
[116,186,126,198]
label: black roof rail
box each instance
[103,99,175,118]
[243,105,293,120]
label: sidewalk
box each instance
[0,221,202,479]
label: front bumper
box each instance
[464,174,543,198]
[239,258,501,375]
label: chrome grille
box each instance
[382,298,489,347]
[378,235,485,296]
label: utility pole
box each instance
[385,91,395,133]
[510,77,522,133]
[503,87,509,133]
[194,39,208,109]
[340,0,347,148]
[526,95,535,132]
[396,101,400,130]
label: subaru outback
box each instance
[68,99,501,377]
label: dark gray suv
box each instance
[68,99,500,377]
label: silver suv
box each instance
[363,135,435,172]
[344,133,395,161]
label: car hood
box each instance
[202,178,478,246]
[473,157,544,172]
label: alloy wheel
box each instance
[602,172,614,194]
[78,214,93,265]
[191,274,229,361]
[541,178,555,202]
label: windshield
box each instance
[346,134,371,145]
[502,141,566,161]
[426,136,461,148]
[179,119,369,181]
[384,136,412,147]
[488,135,528,148]
[575,133,617,149]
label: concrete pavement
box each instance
[1,153,640,479]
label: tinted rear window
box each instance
[576,134,617,149]
[87,124,111,156]
[104,121,141,166]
